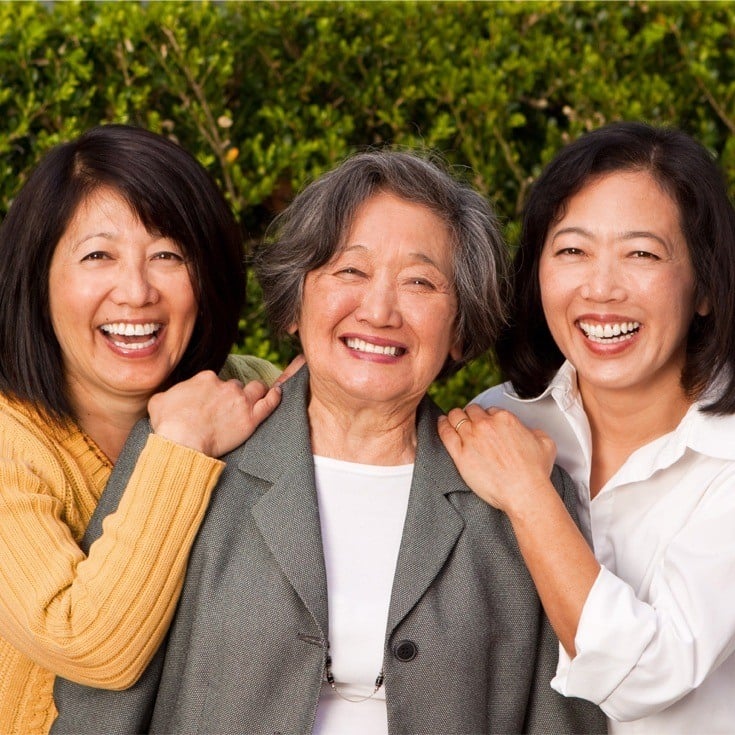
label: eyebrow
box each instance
[550,226,670,248]
[69,228,168,253]
[68,231,115,253]
[411,251,446,270]
[339,243,447,269]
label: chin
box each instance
[105,373,166,398]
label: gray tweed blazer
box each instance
[52,366,604,735]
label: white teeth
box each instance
[578,321,640,343]
[100,323,161,350]
[345,337,400,356]
[100,322,161,337]
[110,337,157,350]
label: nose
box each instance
[111,262,159,307]
[579,259,626,302]
[354,277,402,328]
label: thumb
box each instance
[437,415,462,456]
[274,354,305,387]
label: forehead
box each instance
[64,186,135,229]
[53,187,172,264]
[343,192,452,255]
[550,170,687,246]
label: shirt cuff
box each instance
[551,565,657,706]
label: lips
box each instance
[99,322,162,350]
[578,320,640,343]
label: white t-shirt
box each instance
[473,361,735,733]
[312,455,412,735]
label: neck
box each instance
[307,391,418,466]
[580,379,693,495]
[71,392,149,465]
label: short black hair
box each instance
[497,121,735,414]
[255,148,509,378]
[0,124,245,421]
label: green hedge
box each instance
[2,1,734,409]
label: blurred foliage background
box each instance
[1,0,734,409]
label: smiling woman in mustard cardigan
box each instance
[0,125,282,735]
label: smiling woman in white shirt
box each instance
[439,121,735,733]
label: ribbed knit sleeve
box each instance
[219,352,282,385]
[0,425,223,690]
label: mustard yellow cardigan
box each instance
[0,354,279,735]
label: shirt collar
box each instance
[501,360,579,413]
[508,360,735,464]
[678,395,735,461]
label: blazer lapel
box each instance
[234,371,466,640]
[235,366,329,638]
[387,397,467,633]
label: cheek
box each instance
[49,287,83,333]
[538,259,553,302]
[306,286,355,324]
[48,265,73,324]
[538,257,582,322]
[671,284,701,336]
[168,276,199,328]
[642,271,696,319]
[538,270,564,327]
[182,292,199,329]
[414,300,460,359]
[293,288,345,350]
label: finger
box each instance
[445,407,468,430]
[195,369,219,381]
[274,354,305,387]
[437,415,462,455]
[241,379,269,402]
[438,417,471,461]
[532,429,557,458]
[247,384,284,426]
[465,403,490,421]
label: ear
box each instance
[449,335,462,363]
[696,296,711,318]
[287,322,299,335]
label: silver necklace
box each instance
[324,650,384,703]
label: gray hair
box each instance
[255,149,509,376]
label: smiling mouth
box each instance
[344,337,406,356]
[100,322,162,350]
[578,320,640,344]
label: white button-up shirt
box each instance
[473,361,735,733]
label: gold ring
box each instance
[454,418,469,432]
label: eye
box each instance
[81,251,111,261]
[334,266,366,278]
[151,250,186,262]
[406,277,437,290]
[630,250,660,260]
[555,246,584,256]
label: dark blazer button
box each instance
[393,639,417,662]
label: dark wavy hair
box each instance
[255,148,510,378]
[497,121,735,414]
[0,124,245,421]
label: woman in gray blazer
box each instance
[52,150,604,735]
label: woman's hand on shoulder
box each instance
[148,371,282,457]
[438,404,557,515]
[273,353,305,388]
